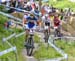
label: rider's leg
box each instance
[44,30,46,37]
[48,27,50,35]
[25,29,29,42]
[25,25,29,42]
[48,22,50,35]
[44,24,46,39]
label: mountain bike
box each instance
[44,26,50,43]
[25,29,34,56]
[54,26,62,39]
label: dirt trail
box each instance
[22,43,39,61]
[21,32,47,61]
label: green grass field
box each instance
[55,40,75,61]
[0,18,25,61]
[48,0,75,11]
[55,40,75,56]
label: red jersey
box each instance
[54,16,60,27]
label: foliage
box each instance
[55,40,75,57]
[49,0,75,11]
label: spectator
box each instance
[17,0,24,8]
[4,22,8,29]
[4,20,14,29]
[32,7,39,18]
[24,2,32,11]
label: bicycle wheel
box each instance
[45,30,49,43]
[54,29,58,37]
[26,37,34,56]
[54,29,62,40]
[26,47,34,56]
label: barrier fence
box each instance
[0,31,25,61]
[46,36,68,61]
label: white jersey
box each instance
[42,15,50,23]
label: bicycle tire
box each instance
[54,29,59,37]
[26,36,34,56]
[45,30,49,43]
[27,47,33,56]
[54,29,62,40]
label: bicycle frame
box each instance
[54,26,61,37]
[25,29,34,56]
[44,26,50,43]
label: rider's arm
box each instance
[22,18,26,27]
[22,15,27,27]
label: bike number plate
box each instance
[29,29,34,34]
[45,26,49,29]
[54,26,58,29]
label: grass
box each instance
[0,28,25,61]
[0,14,25,61]
[48,0,75,11]
[34,43,62,59]
[55,40,75,61]
[34,35,40,43]
[55,40,75,57]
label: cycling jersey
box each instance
[42,15,50,31]
[25,16,38,29]
[28,22,35,28]
[54,16,60,27]
[42,15,50,24]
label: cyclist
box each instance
[53,14,61,37]
[23,13,38,41]
[42,14,51,41]
[23,13,39,56]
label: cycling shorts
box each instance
[45,22,50,26]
